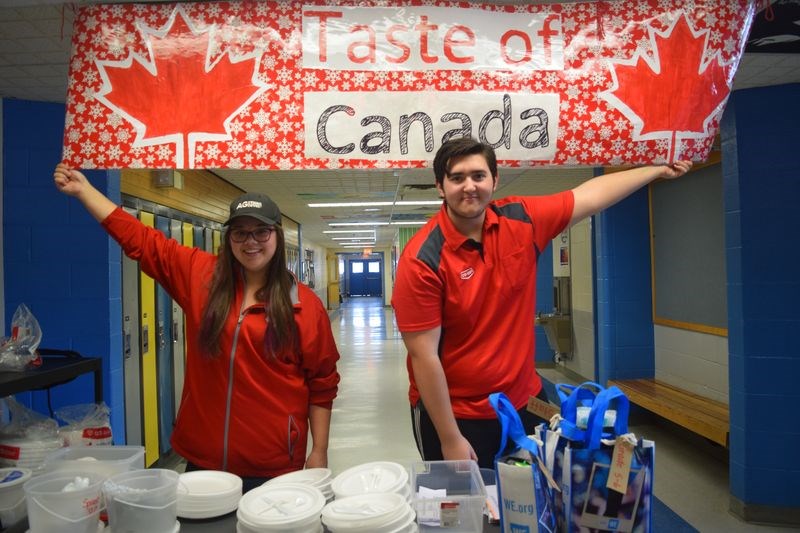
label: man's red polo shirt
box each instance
[392,191,574,418]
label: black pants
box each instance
[410,386,549,469]
[184,461,270,493]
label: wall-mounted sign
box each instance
[62,0,756,170]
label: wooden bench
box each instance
[608,378,729,447]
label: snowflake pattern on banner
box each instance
[62,0,756,170]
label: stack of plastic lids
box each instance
[331,461,411,503]
[237,482,325,533]
[0,437,62,474]
[176,470,242,519]
[321,492,417,533]
[263,468,333,502]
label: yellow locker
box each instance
[139,211,160,466]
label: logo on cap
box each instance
[236,200,262,210]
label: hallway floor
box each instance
[327,296,796,533]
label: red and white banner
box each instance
[62,0,756,170]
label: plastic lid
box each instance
[0,467,32,489]
[321,492,410,530]
[237,483,325,526]
[264,468,332,487]
[331,461,408,498]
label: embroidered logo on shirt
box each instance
[460,267,475,280]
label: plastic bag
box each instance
[0,303,43,371]
[0,397,62,470]
[55,402,113,446]
[0,397,58,440]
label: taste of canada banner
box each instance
[62,0,756,170]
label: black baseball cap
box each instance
[224,192,282,226]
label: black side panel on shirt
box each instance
[416,225,446,272]
[490,202,531,224]
[490,201,542,259]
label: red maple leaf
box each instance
[602,14,730,161]
[95,8,266,167]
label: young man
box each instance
[391,137,692,467]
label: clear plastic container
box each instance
[43,446,145,479]
[103,468,178,533]
[411,460,486,532]
[0,467,31,527]
[23,469,104,533]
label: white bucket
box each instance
[0,467,31,526]
[103,468,178,533]
[23,470,104,533]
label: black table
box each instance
[0,354,102,403]
[6,511,500,532]
[179,512,500,531]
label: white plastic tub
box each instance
[43,446,144,479]
[0,467,31,527]
[103,468,178,533]
[23,470,104,533]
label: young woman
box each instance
[54,164,340,491]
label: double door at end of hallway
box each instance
[348,259,382,297]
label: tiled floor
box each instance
[325,297,796,533]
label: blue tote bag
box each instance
[545,383,655,533]
[489,392,558,533]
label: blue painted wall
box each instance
[594,186,655,386]
[2,98,124,443]
[722,83,800,509]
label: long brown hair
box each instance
[198,225,299,359]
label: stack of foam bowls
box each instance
[0,437,63,474]
[262,468,334,502]
[331,461,411,503]
[236,482,325,532]
[22,469,105,533]
[176,470,242,520]
[102,468,179,533]
[0,467,31,527]
[321,492,417,533]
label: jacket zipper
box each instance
[287,415,298,461]
[221,307,247,471]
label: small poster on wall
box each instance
[553,230,570,277]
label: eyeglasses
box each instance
[229,227,274,243]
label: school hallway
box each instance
[326,296,796,533]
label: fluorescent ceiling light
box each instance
[309,201,393,207]
[329,222,390,226]
[323,230,375,234]
[342,244,376,248]
[331,237,376,241]
[309,200,440,208]
[391,221,427,225]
